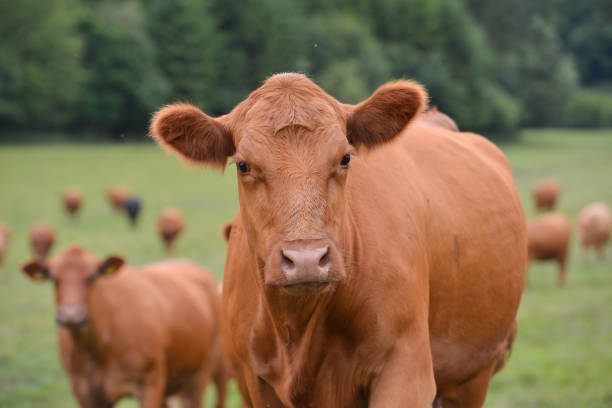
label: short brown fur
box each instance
[150,73,526,408]
[158,207,184,253]
[106,187,130,212]
[21,245,226,408]
[417,106,459,132]
[29,222,55,260]
[0,222,9,266]
[532,179,560,211]
[578,202,611,260]
[527,212,572,286]
[63,188,83,217]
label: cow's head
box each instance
[151,73,426,295]
[22,245,124,327]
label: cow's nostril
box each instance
[318,246,330,267]
[280,250,295,267]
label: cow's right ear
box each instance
[22,260,50,281]
[150,103,235,170]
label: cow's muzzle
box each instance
[56,304,89,327]
[265,239,345,295]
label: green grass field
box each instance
[1,128,611,407]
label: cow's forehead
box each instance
[52,246,96,272]
[229,73,346,140]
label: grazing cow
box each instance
[107,186,131,212]
[150,73,526,408]
[64,188,84,217]
[527,212,572,286]
[158,207,184,252]
[29,222,55,260]
[532,179,560,211]
[0,222,9,266]
[21,245,225,408]
[417,106,459,131]
[578,202,611,260]
[124,197,142,226]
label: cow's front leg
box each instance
[242,368,286,408]
[138,367,167,408]
[369,334,436,408]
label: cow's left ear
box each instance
[150,103,235,170]
[345,80,427,148]
[98,255,125,277]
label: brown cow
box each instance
[150,73,526,408]
[21,244,225,408]
[106,186,131,212]
[527,212,572,286]
[532,179,560,211]
[578,202,611,260]
[29,222,56,260]
[0,222,9,266]
[158,207,184,252]
[64,188,84,217]
[417,106,459,131]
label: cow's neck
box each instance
[252,208,358,399]
[62,293,108,360]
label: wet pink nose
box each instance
[57,304,88,326]
[280,246,331,282]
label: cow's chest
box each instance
[249,330,373,408]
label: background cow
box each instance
[150,73,526,408]
[123,196,142,227]
[106,186,131,212]
[0,222,9,266]
[63,188,83,218]
[533,180,560,211]
[418,106,459,131]
[578,202,611,260]
[527,212,572,286]
[21,245,225,408]
[29,222,55,260]
[158,207,184,253]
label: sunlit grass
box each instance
[1,128,611,407]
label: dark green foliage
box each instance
[304,12,389,103]
[77,1,169,134]
[565,89,612,127]
[0,0,610,138]
[144,0,218,111]
[464,0,579,126]
[0,0,83,129]
[556,0,612,86]
[208,0,308,112]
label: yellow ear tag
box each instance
[33,271,46,280]
[103,266,116,276]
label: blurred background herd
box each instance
[0,0,611,407]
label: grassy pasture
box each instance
[0,128,611,407]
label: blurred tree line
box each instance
[0,0,610,140]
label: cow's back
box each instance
[345,124,526,388]
[134,260,220,383]
[527,213,571,260]
[85,260,220,396]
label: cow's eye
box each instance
[340,154,351,167]
[237,161,250,173]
